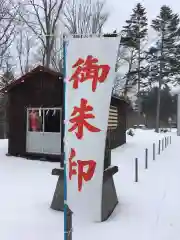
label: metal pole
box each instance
[66,207,73,240]
[155,27,164,133]
[158,140,161,155]
[145,148,148,169]
[137,22,141,125]
[63,34,67,240]
[162,139,164,151]
[135,158,138,182]
[165,137,166,148]
[155,68,162,133]
[153,143,155,160]
[63,35,72,240]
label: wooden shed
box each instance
[108,96,127,149]
[2,65,127,162]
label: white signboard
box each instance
[65,37,120,222]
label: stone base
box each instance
[50,166,118,222]
[101,166,118,221]
[50,169,64,211]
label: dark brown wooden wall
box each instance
[108,98,127,149]
[7,69,126,158]
[8,71,63,156]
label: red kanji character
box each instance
[68,148,96,192]
[69,55,110,92]
[68,98,101,139]
[77,159,96,192]
[69,148,77,180]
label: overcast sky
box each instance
[104,0,179,33]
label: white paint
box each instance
[65,37,120,222]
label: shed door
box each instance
[26,108,62,155]
[42,109,61,155]
[26,108,44,153]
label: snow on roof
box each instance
[171,86,180,95]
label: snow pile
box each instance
[0,140,61,240]
[69,129,180,240]
[0,129,179,240]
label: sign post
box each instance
[64,37,120,222]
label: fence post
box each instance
[135,158,138,182]
[162,138,164,151]
[165,137,167,148]
[167,137,169,146]
[153,143,155,160]
[145,148,148,169]
[170,136,171,144]
[158,140,161,155]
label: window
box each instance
[44,109,61,133]
[28,109,43,132]
[108,106,118,130]
[27,108,61,133]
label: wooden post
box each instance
[158,140,161,155]
[170,136,171,144]
[135,158,138,182]
[145,148,148,169]
[153,143,155,160]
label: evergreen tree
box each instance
[120,2,148,121]
[147,5,180,85]
[121,2,148,95]
[141,86,176,123]
[147,5,180,132]
[122,3,148,49]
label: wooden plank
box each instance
[108,105,118,129]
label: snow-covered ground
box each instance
[0,140,60,240]
[0,129,179,240]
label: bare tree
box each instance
[0,61,14,138]
[0,62,14,88]
[33,44,46,66]
[0,0,18,69]
[51,36,63,71]
[122,48,137,96]
[16,30,34,74]
[17,0,65,67]
[112,44,138,97]
[62,0,109,36]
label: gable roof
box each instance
[1,65,129,105]
[1,65,63,93]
